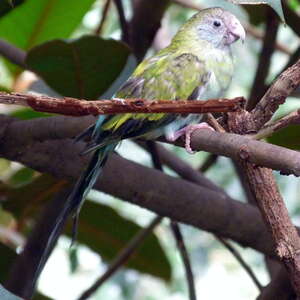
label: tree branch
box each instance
[247,9,279,110]
[0,40,26,68]
[129,0,170,61]
[167,130,300,176]
[1,114,300,177]
[252,109,300,140]
[146,141,197,300]
[0,136,277,257]
[4,188,71,299]
[77,216,162,300]
[240,164,300,296]
[251,58,300,130]
[0,92,244,115]
[114,0,130,44]
[170,220,196,300]
[95,0,112,36]
[257,267,295,300]
[216,236,263,291]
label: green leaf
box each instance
[0,0,96,75]
[68,247,79,274]
[0,0,24,18]
[0,86,11,93]
[10,108,52,120]
[8,168,35,188]
[26,36,131,99]
[0,243,16,283]
[243,5,266,25]
[0,0,96,50]
[228,0,285,22]
[3,174,66,218]
[33,294,53,300]
[268,124,300,150]
[66,201,171,281]
[288,0,300,10]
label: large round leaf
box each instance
[0,0,96,50]
[268,124,300,150]
[3,174,171,281]
[26,36,131,99]
[66,200,172,281]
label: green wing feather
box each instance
[99,52,210,143]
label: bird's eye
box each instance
[213,20,221,27]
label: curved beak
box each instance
[227,17,246,44]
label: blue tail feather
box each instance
[32,142,117,287]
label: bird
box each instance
[37,7,245,283]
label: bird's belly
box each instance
[200,72,224,100]
[144,114,202,140]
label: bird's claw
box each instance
[166,122,214,154]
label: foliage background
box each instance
[0,0,299,299]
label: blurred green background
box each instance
[0,0,299,299]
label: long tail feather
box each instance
[31,143,117,289]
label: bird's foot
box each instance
[166,122,214,154]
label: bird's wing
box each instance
[85,52,210,152]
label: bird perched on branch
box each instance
[40,7,245,276]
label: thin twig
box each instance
[206,113,226,133]
[170,221,197,300]
[251,109,300,140]
[146,141,197,300]
[247,9,279,110]
[251,58,300,130]
[0,39,26,67]
[77,215,162,300]
[114,0,130,43]
[216,236,263,291]
[199,154,218,173]
[95,0,112,35]
[0,92,244,116]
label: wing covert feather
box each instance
[100,52,210,143]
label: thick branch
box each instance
[241,165,300,296]
[167,130,300,177]
[0,136,275,256]
[129,0,169,60]
[0,92,244,116]
[247,9,279,110]
[1,114,300,176]
[251,58,300,130]
[257,267,295,300]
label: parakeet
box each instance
[39,7,245,280]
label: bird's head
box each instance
[174,7,245,49]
